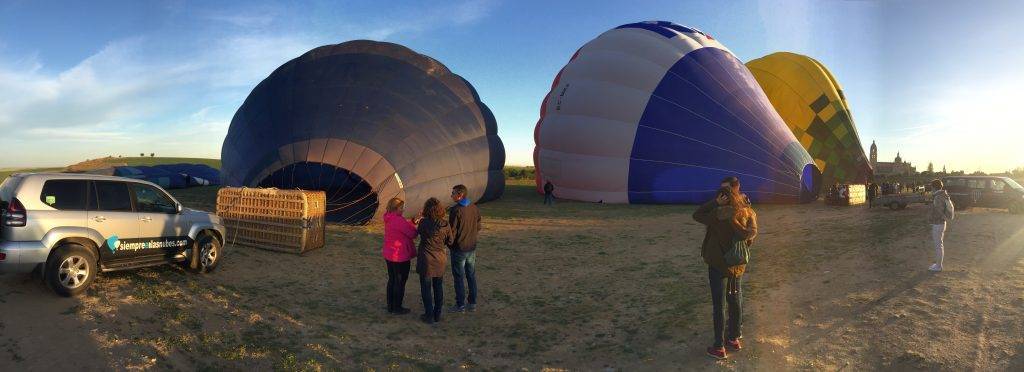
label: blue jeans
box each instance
[708,266,742,348]
[419,275,443,320]
[544,193,554,205]
[450,249,478,307]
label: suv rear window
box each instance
[0,176,23,202]
[40,180,89,210]
[92,181,133,212]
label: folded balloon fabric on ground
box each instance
[534,21,821,204]
[220,40,506,225]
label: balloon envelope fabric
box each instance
[221,40,505,225]
[533,21,820,204]
[746,52,873,184]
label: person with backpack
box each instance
[448,184,482,313]
[693,186,757,359]
[928,179,955,272]
[543,181,555,205]
[416,198,453,324]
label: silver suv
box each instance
[0,173,226,296]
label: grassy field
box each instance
[0,167,64,182]
[0,157,220,184]
[1,180,1023,370]
[108,157,221,169]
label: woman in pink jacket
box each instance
[382,197,420,315]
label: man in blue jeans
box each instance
[448,184,482,313]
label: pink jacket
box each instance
[382,211,417,262]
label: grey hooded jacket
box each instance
[930,189,955,225]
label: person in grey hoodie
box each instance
[928,179,955,272]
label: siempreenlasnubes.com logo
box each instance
[106,235,188,253]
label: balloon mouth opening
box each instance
[258,161,379,225]
[800,163,822,203]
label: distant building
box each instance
[870,140,917,176]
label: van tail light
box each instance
[3,198,26,227]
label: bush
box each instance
[504,166,535,180]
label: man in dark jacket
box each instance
[448,184,482,313]
[694,188,743,359]
[543,181,555,205]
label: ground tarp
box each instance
[110,164,221,189]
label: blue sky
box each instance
[1,0,1021,172]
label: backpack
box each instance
[723,238,749,268]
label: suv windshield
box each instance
[1005,178,1024,190]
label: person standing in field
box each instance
[928,179,955,272]
[416,198,452,324]
[448,184,482,313]
[543,181,555,205]
[867,183,877,208]
[381,197,419,315]
[694,186,756,359]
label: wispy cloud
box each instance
[0,1,499,167]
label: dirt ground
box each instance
[1,180,1022,371]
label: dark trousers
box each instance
[544,193,554,205]
[419,275,443,320]
[385,260,410,311]
[450,249,477,307]
[708,266,742,348]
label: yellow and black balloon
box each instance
[747,52,873,184]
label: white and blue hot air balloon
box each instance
[533,21,821,204]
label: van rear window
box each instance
[40,180,89,210]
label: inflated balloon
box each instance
[746,52,873,184]
[534,21,820,204]
[222,40,505,224]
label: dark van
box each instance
[941,176,1024,214]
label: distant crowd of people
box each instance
[380,184,481,324]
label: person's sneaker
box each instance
[419,314,435,324]
[392,307,411,315]
[929,263,943,272]
[706,346,727,359]
[448,305,466,313]
[467,303,477,313]
[725,338,742,351]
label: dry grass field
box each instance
[1,180,1023,370]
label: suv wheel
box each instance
[1011,201,1024,215]
[186,233,221,274]
[45,244,97,297]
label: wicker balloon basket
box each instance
[825,184,866,206]
[216,187,326,254]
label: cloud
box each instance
[203,13,275,28]
[0,1,500,167]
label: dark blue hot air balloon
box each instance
[222,40,505,224]
[533,21,820,204]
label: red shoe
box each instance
[726,338,742,351]
[706,346,727,359]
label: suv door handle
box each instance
[93,216,106,222]
[141,216,152,222]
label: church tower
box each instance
[895,151,902,164]
[870,140,877,165]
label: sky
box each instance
[0,0,1021,173]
